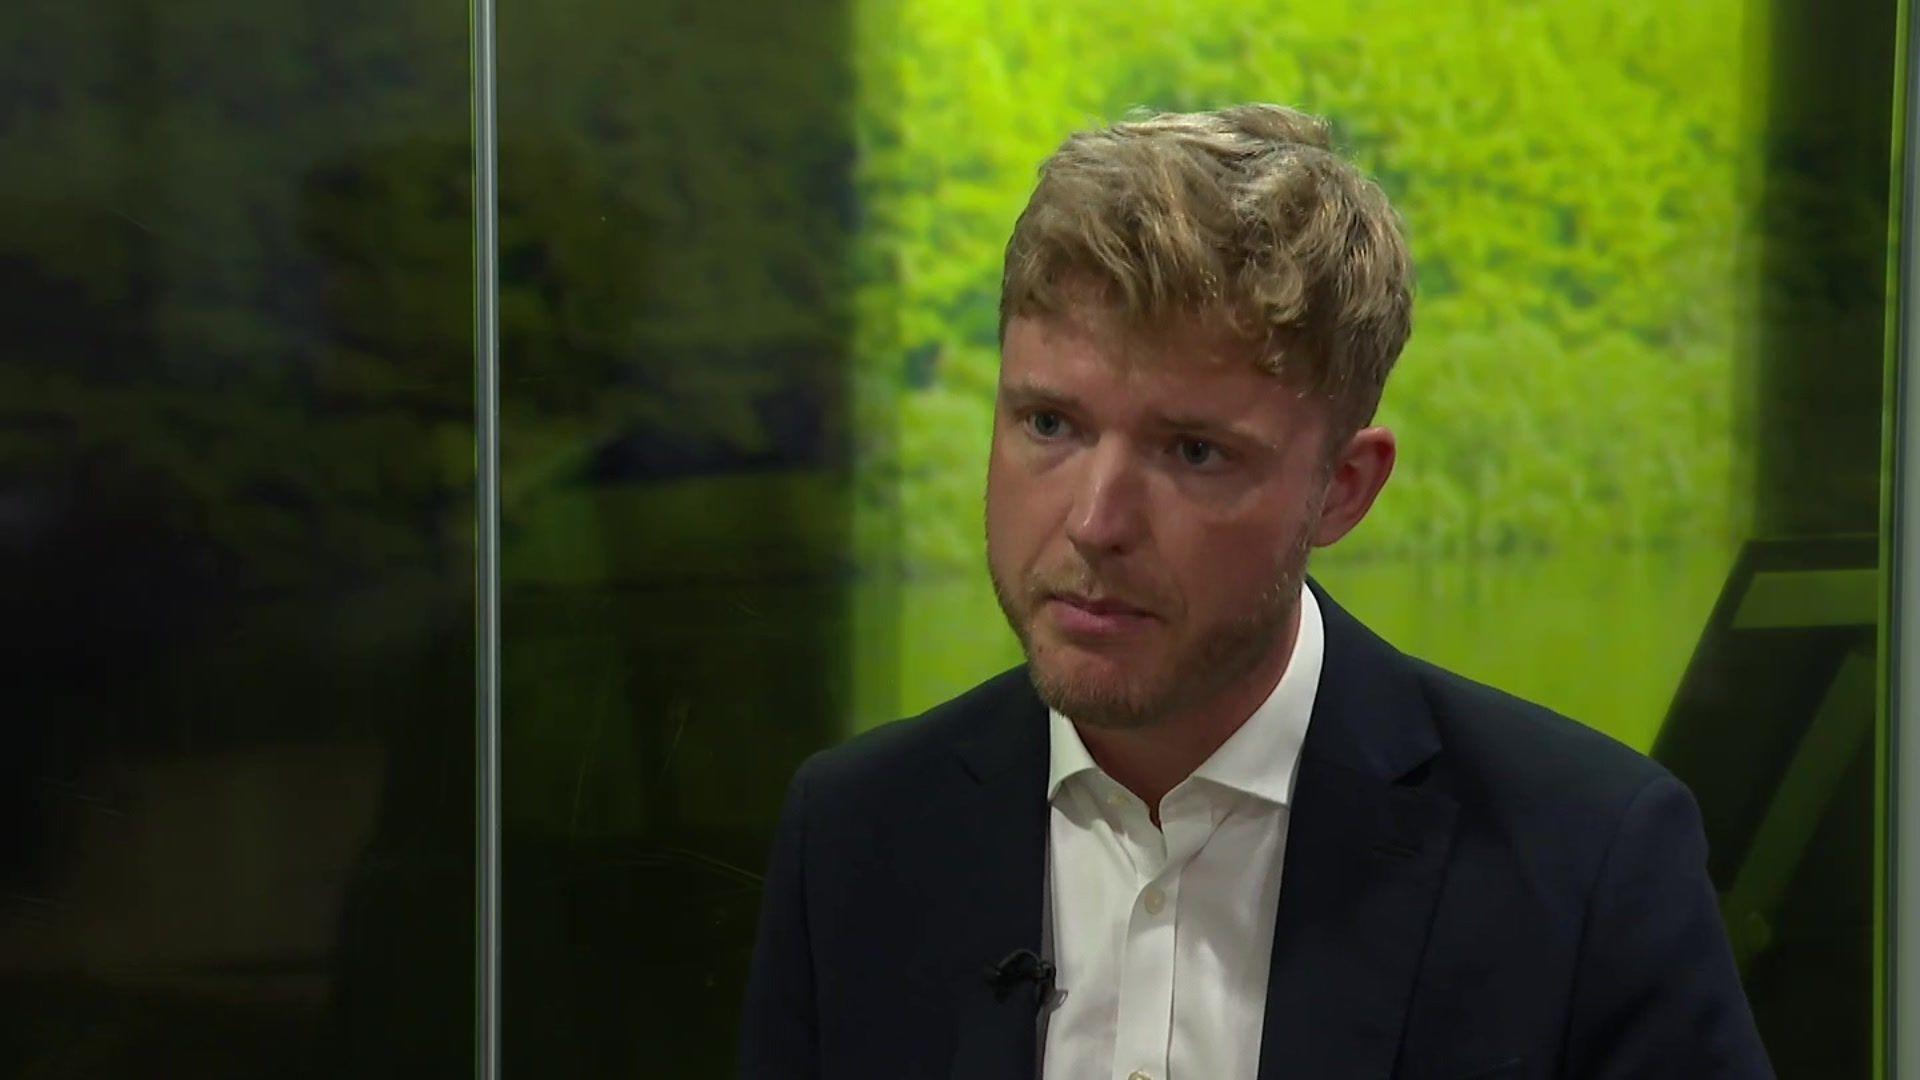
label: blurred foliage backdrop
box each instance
[853,0,1757,570]
[848,0,1763,745]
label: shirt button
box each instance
[1105,791,1126,808]
[1142,886,1166,915]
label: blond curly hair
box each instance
[999,103,1415,438]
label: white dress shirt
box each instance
[1040,582,1324,1080]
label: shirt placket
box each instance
[1109,789,1216,1080]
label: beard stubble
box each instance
[989,513,1317,731]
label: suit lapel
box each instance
[945,671,1050,1080]
[1256,580,1460,1079]
[930,582,1458,1080]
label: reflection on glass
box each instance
[0,3,476,1075]
[496,0,856,1073]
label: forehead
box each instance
[999,310,1308,418]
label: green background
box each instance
[0,0,1895,1074]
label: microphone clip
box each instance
[984,947,1057,1005]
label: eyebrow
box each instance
[998,380,1275,449]
[998,381,1078,413]
[1152,412,1261,441]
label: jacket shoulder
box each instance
[797,665,1034,804]
[1410,656,1675,816]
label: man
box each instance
[739,104,1771,1079]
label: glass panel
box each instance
[500,0,1900,1075]
[494,1,856,1073]
[1896,6,1920,1068]
[0,2,478,1075]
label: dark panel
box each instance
[1751,0,1898,535]
[0,0,477,1075]
[494,0,857,1075]
[1654,0,1900,1074]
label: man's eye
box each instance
[1027,411,1068,439]
[1176,438,1220,467]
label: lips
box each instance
[1052,592,1153,618]
[1044,592,1158,637]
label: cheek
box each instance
[1160,514,1294,614]
[984,448,1013,530]
[985,451,1046,563]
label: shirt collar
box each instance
[1045,580,1325,808]
[1046,706,1101,802]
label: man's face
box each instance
[986,309,1337,730]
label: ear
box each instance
[1311,426,1396,548]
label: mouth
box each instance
[1043,592,1158,637]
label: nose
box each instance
[1065,438,1147,557]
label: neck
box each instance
[1074,601,1302,823]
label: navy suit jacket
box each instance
[738,578,1773,1078]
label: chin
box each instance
[1028,620,1142,670]
[1027,640,1167,728]
[1034,639,1131,681]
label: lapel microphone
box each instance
[984,948,1057,1006]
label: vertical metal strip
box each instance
[469,0,501,1073]
[1892,0,1920,1071]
